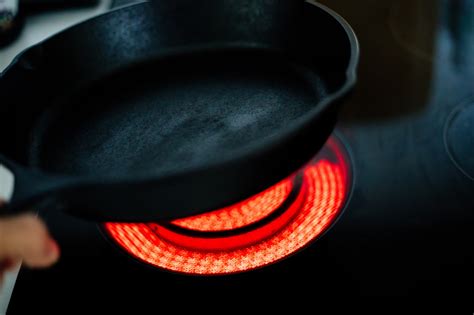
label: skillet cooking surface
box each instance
[31,53,327,177]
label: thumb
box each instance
[0,201,60,268]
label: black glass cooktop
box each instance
[8,0,474,312]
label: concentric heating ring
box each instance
[104,135,352,275]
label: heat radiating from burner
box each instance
[172,179,294,232]
[104,137,351,275]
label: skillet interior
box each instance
[30,52,327,177]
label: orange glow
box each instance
[104,138,350,275]
[172,179,293,232]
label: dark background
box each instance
[7,0,474,312]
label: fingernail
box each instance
[45,239,60,260]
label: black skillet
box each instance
[0,0,358,222]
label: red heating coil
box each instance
[104,139,349,275]
[172,179,294,232]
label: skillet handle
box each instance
[0,154,72,216]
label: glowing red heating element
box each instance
[173,179,294,232]
[104,138,350,275]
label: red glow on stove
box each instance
[172,179,293,232]
[104,138,350,275]
[153,181,305,251]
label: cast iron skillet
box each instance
[0,0,358,222]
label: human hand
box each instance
[0,199,60,285]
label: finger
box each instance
[0,257,20,272]
[0,213,60,268]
